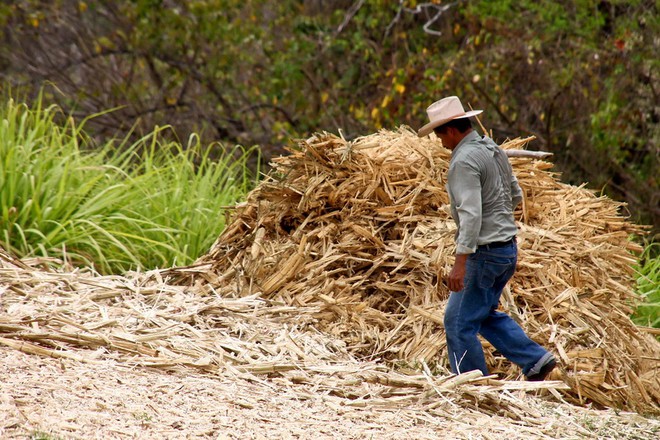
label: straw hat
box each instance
[417,96,483,137]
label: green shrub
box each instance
[0,95,256,273]
[632,243,660,328]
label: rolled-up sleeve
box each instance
[448,162,482,254]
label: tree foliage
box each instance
[0,0,657,230]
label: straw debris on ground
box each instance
[1,127,659,438]
[0,249,659,439]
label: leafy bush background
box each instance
[0,0,656,231]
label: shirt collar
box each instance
[451,130,480,157]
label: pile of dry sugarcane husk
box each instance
[176,126,659,414]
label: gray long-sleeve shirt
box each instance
[447,130,523,254]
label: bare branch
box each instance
[335,0,366,35]
[385,1,458,39]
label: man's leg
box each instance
[444,257,492,375]
[476,245,555,377]
[479,311,551,376]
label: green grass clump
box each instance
[632,243,660,329]
[0,96,256,273]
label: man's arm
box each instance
[511,174,523,208]
[446,161,482,292]
[449,162,482,255]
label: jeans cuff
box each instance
[527,352,555,376]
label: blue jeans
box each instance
[444,241,549,376]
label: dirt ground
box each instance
[1,346,659,440]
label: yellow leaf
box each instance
[381,95,391,108]
[30,17,39,28]
[321,92,329,104]
[79,1,88,13]
[395,84,406,94]
[98,36,114,49]
[440,69,453,82]
[371,107,379,119]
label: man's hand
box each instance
[447,254,468,292]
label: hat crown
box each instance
[417,96,482,137]
[426,96,466,122]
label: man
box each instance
[418,96,556,381]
